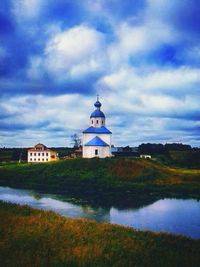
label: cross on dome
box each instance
[94,94,102,109]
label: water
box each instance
[0,186,200,239]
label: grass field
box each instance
[0,201,200,267]
[0,158,200,207]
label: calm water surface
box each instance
[0,186,200,239]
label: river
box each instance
[0,186,200,239]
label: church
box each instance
[82,97,112,158]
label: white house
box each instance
[28,143,59,163]
[82,97,112,158]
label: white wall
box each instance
[90,117,105,127]
[83,146,111,158]
[28,151,53,162]
[82,132,112,158]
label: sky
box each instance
[0,0,200,147]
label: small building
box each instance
[140,154,152,159]
[82,97,112,158]
[27,143,59,163]
[71,146,82,158]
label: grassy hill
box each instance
[0,158,200,207]
[0,201,200,267]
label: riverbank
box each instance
[0,158,200,208]
[0,201,200,267]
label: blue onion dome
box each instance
[90,109,105,118]
[94,100,101,108]
[90,98,105,118]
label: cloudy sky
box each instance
[1,0,200,147]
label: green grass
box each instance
[0,201,200,267]
[0,158,200,207]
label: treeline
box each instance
[0,148,27,162]
[138,143,198,154]
[1,143,199,168]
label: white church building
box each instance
[82,97,112,158]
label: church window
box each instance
[95,149,98,155]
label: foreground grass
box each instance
[0,201,200,267]
[0,158,200,208]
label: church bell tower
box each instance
[82,97,112,158]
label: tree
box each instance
[71,134,81,148]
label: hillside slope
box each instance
[0,201,200,267]
[0,158,200,206]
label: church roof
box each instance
[90,109,105,118]
[84,136,109,147]
[82,126,112,134]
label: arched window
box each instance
[96,120,98,124]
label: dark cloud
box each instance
[0,119,52,132]
[0,73,99,95]
[43,0,85,27]
[0,13,14,35]
[0,122,27,131]
[173,0,200,37]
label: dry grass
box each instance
[0,201,200,267]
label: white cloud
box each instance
[44,25,106,80]
[145,0,177,18]
[100,66,200,94]
[0,94,96,147]
[98,65,200,127]
[107,19,177,68]
[27,57,44,80]
[12,0,44,20]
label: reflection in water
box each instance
[0,186,200,239]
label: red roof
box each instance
[27,143,55,153]
[28,148,53,152]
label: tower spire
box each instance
[94,95,101,109]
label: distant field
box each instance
[0,201,200,267]
[0,158,200,207]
